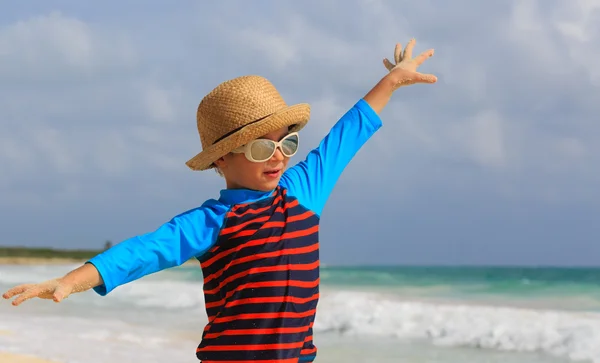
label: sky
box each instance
[1,0,599,266]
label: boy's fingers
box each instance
[53,292,63,303]
[416,72,438,83]
[383,58,395,71]
[2,284,35,299]
[53,284,71,303]
[394,43,402,64]
[11,287,44,306]
[414,49,435,67]
[403,38,416,61]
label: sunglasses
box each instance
[231,132,300,163]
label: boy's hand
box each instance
[3,263,102,306]
[2,278,75,306]
[383,39,437,88]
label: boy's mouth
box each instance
[264,169,281,177]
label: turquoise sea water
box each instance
[321,265,600,303]
[166,264,600,310]
[1,264,599,363]
[322,265,600,288]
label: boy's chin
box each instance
[254,176,281,191]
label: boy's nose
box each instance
[271,147,285,161]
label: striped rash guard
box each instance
[87,99,382,362]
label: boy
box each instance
[3,39,436,362]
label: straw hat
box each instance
[185,75,311,171]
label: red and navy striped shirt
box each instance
[88,99,383,362]
[197,186,320,362]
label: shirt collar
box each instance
[218,187,276,205]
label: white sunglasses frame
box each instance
[231,132,300,163]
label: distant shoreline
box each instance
[2,246,597,269]
[0,245,200,266]
[0,246,101,265]
[0,257,87,265]
[0,256,199,266]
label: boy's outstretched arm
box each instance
[3,201,226,306]
[280,39,436,216]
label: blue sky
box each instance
[1,1,599,266]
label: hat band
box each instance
[211,113,273,145]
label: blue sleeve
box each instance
[279,99,382,216]
[86,200,227,296]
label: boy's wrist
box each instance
[60,263,103,292]
[362,75,397,114]
[383,72,408,92]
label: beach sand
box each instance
[0,329,60,362]
[0,352,60,363]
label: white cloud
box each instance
[506,0,600,83]
[141,84,181,124]
[0,11,136,80]
[556,137,586,160]
[0,10,203,212]
[0,12,93,68]
[237,28,300,72]
[461,110,506,168]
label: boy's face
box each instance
[216,126,292,191]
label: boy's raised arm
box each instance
[280,39,436,216]
[279,98,383,217]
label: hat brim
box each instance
[185,103,311,171]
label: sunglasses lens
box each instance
[250,140,276,161]
[246,134,299,162]
[281,134,299,156]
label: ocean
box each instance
[1,263,599,363]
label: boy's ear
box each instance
[214,156,226,169]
